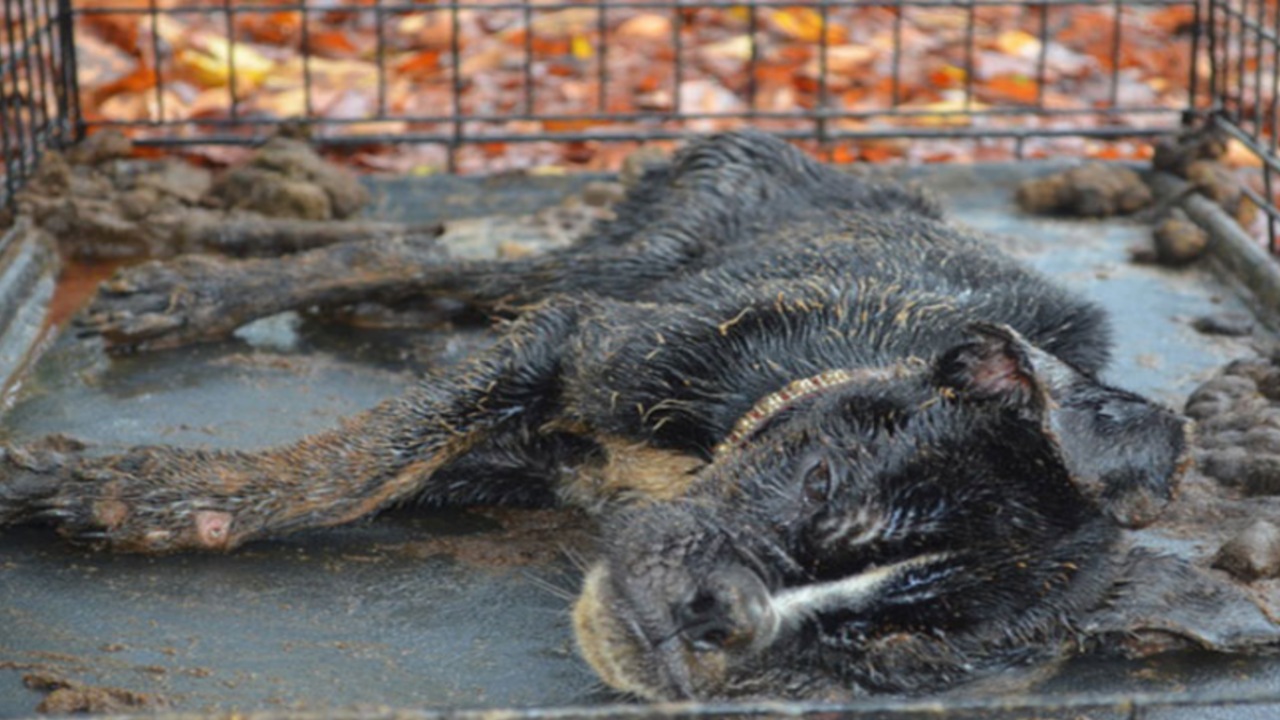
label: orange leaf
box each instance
[236,12,300,46]
[310,29,360,58]
[88,65,157,109]
[616,14,672,40]
[543,118,598,133]
[770,7,846,44]
[634,73,663,93]
[826,145,857,164]
[81,2,147,55]
[1147,7,1196,34]
[929,65,965,89]
[981,75,1038,105]
[859,145,899,163]
[396,50,441,77]
[1089,145,1125,161]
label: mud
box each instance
[382,508,597,569]
[23,671,165,714]
[1215,520,1280,581]
[1193,312,1257,337]
[6,129,437,261]
[1187,354,1280,496]
[1015,162,1153,217]
[1152,208,1210,265]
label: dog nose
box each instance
[675,565,777,652]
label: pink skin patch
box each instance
[92,499,130,529]
[194,510,234,549]
[968,351,1028,396]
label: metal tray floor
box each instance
[0,164,1276,718]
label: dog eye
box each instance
[797,452,837,505]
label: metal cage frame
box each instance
[6,0,1214,190]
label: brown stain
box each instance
[564,437,705,506]
[22,671,165,714]
[47,258,130,330]
[387,507,595,568]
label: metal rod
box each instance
[891,0,903,106]
[56,0,80,143]
[449,0,461,172]
[375,0,388,116]
[596,0,607,113]
[1108,0,1123,108]
[300,1,314,118]
[671,0,683,119]
[73,0,1193,15]
[522,3,534,115]
[114,124,1189,149]
[222,0,239,121]
[963,0,976,110]
[148,0,164,122]
[747,2,759,111]
[1034,1,1049,108]
[76,104,1189,128]
[4,0,32,183]
[817,0,830,145]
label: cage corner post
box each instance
[54,0,82,148]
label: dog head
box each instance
[573,324,1189,699]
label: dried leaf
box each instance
[701,35,754,62]
[175,35,276,91]
[81,0,148,55]
[571,35,594,60]
[398,12,455,48]
[995,30,1041,58]
[769,7,846,44]
[460,47,507,76]
[309,29,362,58]
[527,9,598,39]
[395,50,441,77]
[930,65,966,89]
[616,13,672,40]
[906,96,989,126]
[236,12,300,47]
[89,65,157,108]
[980,75,1038,105]
[1225,138,1264,169]
[803,45,876,78]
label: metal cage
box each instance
[0,0,77,211]
[6,1,1215,186]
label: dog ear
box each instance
[1082,549,1280,656]
[933,322,1058,413]
[934,324,1188,529]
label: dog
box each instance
[0,131,1197,700]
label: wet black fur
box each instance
[0,131,1191,700]
[404,131,1186,698]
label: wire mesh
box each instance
[1202,0,1280,252]
[0,0,77,211]
[49,0,1201,171]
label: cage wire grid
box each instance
[0,0,76,211]
[7,1,1209,179]
[1,2,1280,716]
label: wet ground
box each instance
[0,164,1278,718]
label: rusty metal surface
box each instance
[0,164,1277,718]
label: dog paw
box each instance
[76,256,245,352]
